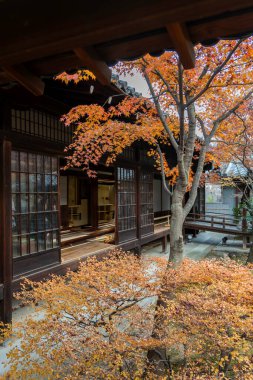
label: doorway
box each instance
[60,175,90,230]
[98,180,115,225]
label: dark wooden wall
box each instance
[0,139,12,323]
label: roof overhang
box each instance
[1,0,253,95]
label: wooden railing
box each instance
[185,211,250,233]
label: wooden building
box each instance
[1,0,253,323]
[0,76,173,323]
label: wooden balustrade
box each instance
[185,210,251,235]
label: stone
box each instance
[166,343,185,364]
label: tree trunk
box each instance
[169,188,185,265]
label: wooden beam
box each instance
[0,0,252,66]
[190,11,253,42]
[166,23,195,69]
[73,47,111,86]
[3,65,45,96]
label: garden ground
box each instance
[0,230,247,375]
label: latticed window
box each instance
[140,170,154,235]
[11,109,74,145]
[117,167,136,233]
[139,149,154,165]
[11,150,60,258]
[119,147,136,161]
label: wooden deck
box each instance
[61,225,115,247]
[12,239,115,291]
[62,240,115,263]
[12,225,170,291]
[185,213,251,236]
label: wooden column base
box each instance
[161,236,168,253]
[133,245,142,257]
[243,236,247,249]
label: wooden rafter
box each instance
[3,65,45,96]
[0,0,252,66]
[74,47,112,86]
[166,23,195,69]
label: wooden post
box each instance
[136,164,141,255]
[211,216,214,227]
[242,208,247,249]
[133,245,142,257]
[242,208,247,231]
[243,236,247,249]
[90,178,98,229]
[0,139,12,323]
[114,166,119,245]
[223,217,225,229]
[162,235,168,253]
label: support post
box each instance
[161,235,168,253]
[90,178,98,229]
[242,208,247,231]
[242,208,247,249]
[136,164,141,248]
[133,245,142,257]
[0,139,12,323]
[243,236,247,249]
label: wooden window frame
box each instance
[11,149,60,259]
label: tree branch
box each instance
[198,64,209,80]
[196,115,207,140]
[184,93,198,173]
[178,61,185,149]
[156,144,172,196]
[208,89,253,142]
[143,69,179,153]
[213,139,253,150]
[186,39,245,107]
[153,68,179,106]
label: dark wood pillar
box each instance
[0,139,12,323]
[242,207,247,249]
[135,164,141,254]
[90,178,98,229]
[114,166,119,245]
[161,235,168,253]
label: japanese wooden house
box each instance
[1,0,253,323]
[0,75,175,324]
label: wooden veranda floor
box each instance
[12,237,115,292]
[12,224,170,291]
[62,240,115,263]
[61,224,115,247]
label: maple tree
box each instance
[3,253,253,379]
[58,38,253,265]
[211,101,253,263]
